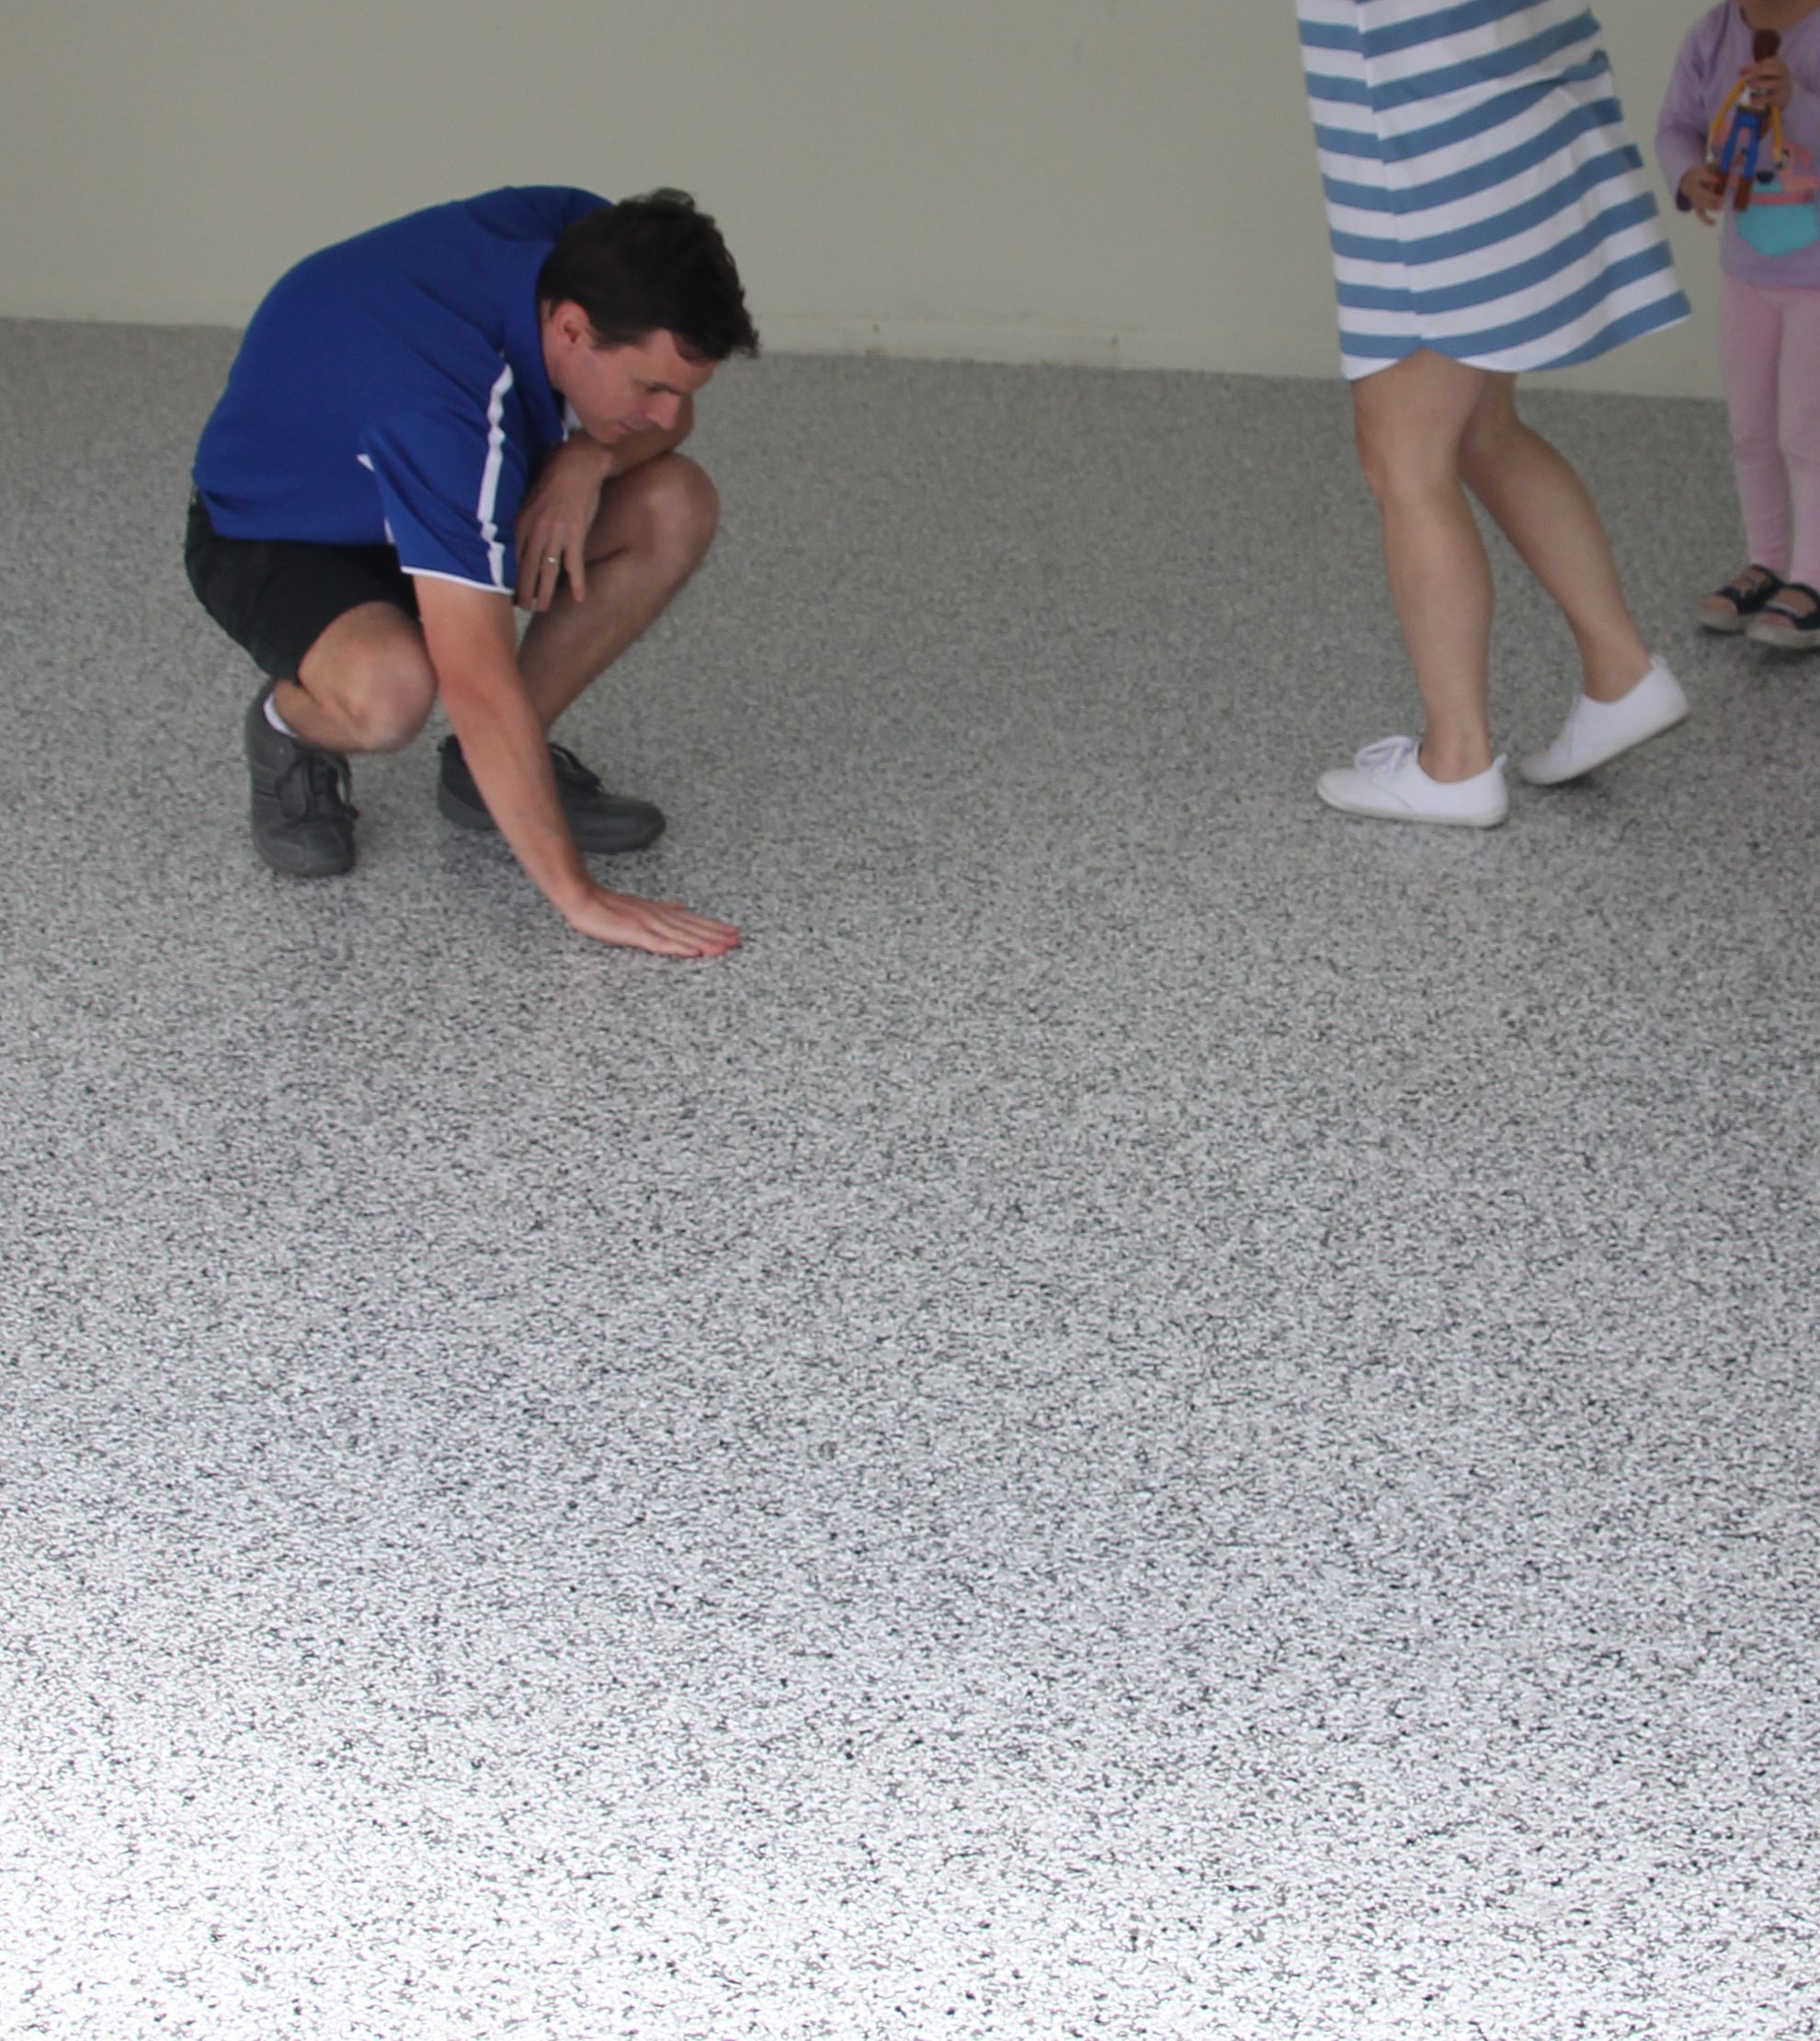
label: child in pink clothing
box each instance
[1659,0,1820,649]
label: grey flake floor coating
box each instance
[2,319,1817,2041]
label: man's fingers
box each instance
[643,903,741,955]
[521,544,562,613]
[654,902,741,945]
[519,535,583,611]
[635,927,740,959]
[567,888,742,957]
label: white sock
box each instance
[264,691,300,739]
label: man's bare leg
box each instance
[265,450,716,754]
[517,450,720,730]
[238,602,437,875]
[270,601,438,754]
[252,448,721,878]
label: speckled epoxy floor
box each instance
[3,320,1818,2039]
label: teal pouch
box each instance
[1740,180,1820,257]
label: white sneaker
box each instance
[1317,736,1509,827]
[1519,656,1689,786]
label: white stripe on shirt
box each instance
[477,362,514,590]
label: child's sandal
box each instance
[1746,582,1820,652]
[1697,564,1783,633]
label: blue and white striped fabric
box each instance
[1297,0,1689,379]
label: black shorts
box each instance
[184,490,421,680]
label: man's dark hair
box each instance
[539,190,758,363]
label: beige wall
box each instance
[0,0,1720,396]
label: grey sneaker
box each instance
[436,735,665,852]
[244,688,357,877]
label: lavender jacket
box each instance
[1657,4,1820,287]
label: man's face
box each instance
[541,302,716,446]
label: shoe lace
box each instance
[547,742,604,796]
[278,747,358,824]
[1354,735,1418,774]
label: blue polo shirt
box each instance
[194,187,608,592]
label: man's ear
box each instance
[547,300,594,351]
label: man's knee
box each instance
[614,452,721,573]
[300,610,438,752]
[339,658,437,751]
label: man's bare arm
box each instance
[415,577,738,958]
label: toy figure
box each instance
[1710,29,1788,210]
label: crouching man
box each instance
[187,186,756,958]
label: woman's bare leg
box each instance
[1351,349,1498,780]
[1457,375,1653,701]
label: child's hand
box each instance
[1679,164,1725,223]
[1744,56,1793,110]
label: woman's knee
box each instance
[1354,411,1458,508]
[1351,353,1484,503]
[1450,374,1526,480]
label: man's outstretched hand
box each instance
[563,882,741,959]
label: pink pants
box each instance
[1720,270,1820,591]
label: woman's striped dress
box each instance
[1297,0,1690,379]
